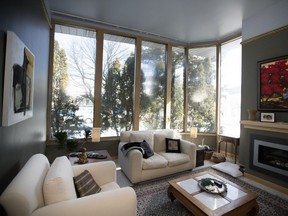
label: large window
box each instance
[101,34,135,136]
[187,47,217,133]
[51,25,96,139]
[171,47,185,131]
[219,38,242,137]
[139,41,166,130]
[49,24,242,141]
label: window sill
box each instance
[240,120,288,134]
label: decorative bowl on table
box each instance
[198,178,227,194]
[87,152,107,159]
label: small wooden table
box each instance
[69,150,112,165]
[167,171,259,216]
[218,134,240,164]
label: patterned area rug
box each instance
[132,167,288,216]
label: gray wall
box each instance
[240,28,288,188]
[0,0,50,195]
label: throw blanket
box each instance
[121,141,154,159]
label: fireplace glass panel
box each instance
[258,145,288,172]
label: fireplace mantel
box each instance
[240,120,288,134]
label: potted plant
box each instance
[54,131,68,149]
[78,128,92,152]
[66,139,79,152]
[84,128,92,141]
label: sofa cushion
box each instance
[74,170,101,197]
[159,152,190,167]
[154,131,174,152]
[120,131,131,142]
[142,153,168,170]
[130,131,154,149]
[166,138,181,153]
[43,156,77,205]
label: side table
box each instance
[218,134,240,164]
[69,150,112,166]
[196,148,204,167]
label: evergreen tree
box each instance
[119,54,134,131]
[140,43,166,129]
[101,58,122,134]
[145,60,165,129]
[101,53,149,135]
[51,41,83,137]
[171,49,185,130]
[188,54,216,132]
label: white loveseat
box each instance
[118,129,197,183]
[0,154,137,216]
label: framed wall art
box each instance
[2,31,35,126]
[258,55,288,111]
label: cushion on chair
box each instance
[141,140,154,159]
[74,170,101,197]
[166,138,181,153]
[43,156,77,205]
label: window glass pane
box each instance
[140,41,166,130]
[171,47,185,131]
[188,47,217,133]
[219,38,242,137]
[51,25,96,139]
[101,34,135,136]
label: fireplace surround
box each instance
[250,134,288,181]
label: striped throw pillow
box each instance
[73,170,101,197]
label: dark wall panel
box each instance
[0,0,50,194]
[240,28,288,188]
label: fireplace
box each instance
[250,134,288,180]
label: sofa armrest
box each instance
[180,139,197,165]
[72,161,117,185]
[118,142,143,183]
[31,187,137,216]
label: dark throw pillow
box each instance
[73,170,101,197]
[141,140,154,159]
[166,138,181,153]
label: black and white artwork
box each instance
[2,31,34,126]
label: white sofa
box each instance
[118,129,197,183]
[0,154,137,216]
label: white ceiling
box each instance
[47,0,282,44]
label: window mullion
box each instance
[94,30,104,128]
[166,44,172,129]
[133,37,142,130]
[184,48,189,132]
